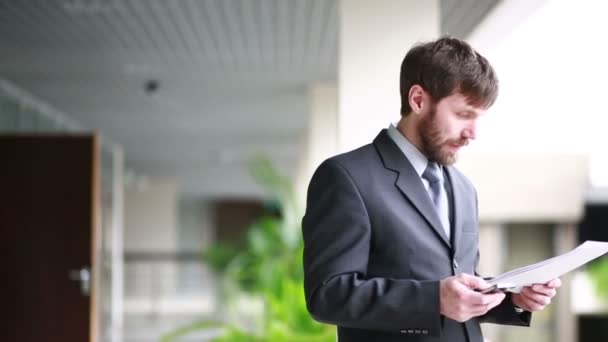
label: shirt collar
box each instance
[387,123,443,181]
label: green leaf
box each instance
[163,153,335,341]
[159,320,224,342]
[588,256,608,299]
[202,244,240,273]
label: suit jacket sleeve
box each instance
[302,159,442,336]
[472,189,532,326]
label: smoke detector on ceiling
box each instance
[144,79,160,96]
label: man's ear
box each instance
[408,85,427,115]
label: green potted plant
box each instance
[588,257,608,300]
[161,155,334,342]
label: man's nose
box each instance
[463,122,477,140]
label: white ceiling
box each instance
[441,0,501,38]
[0,0,498,198]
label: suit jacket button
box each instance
[400,330,408,334]
[415,329,421,334]
[422,329,428,334]
[408,329,414,333]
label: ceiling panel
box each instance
[441,0,502,38]
[0,0,493,197]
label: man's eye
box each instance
[458,112,474,119]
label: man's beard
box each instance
[419,105,467,166]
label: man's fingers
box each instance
[469,305,490,317]
[546,278,562,288]
[457,273,490,290]
[466,292,491,305]
[481,292,506,310]
[467,292,505,317]
[489,292,506,307]
[468,300,494,316]
[481,292,505,306]
[441,275,508,321]
[467,291,505,309]
[521,288,552,306]
[530,284,557,297]
[516,294,546,311]
[515,278,560,312]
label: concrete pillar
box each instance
[295,83,338,210]
[110,147,125,342]
[124,179,178,253]
[478,223,507,276]
[478,223,507,342]
[338,0,439,152]
[297,0,439,206]
[503,224,556,342]
[123,178,179,311]
[554,223,578,342]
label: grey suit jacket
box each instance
[302,130,530,342]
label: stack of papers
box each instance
[483,240,608,293]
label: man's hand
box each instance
[440,273,506,322]
[511,278,561,312]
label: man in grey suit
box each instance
[302,36,561,341]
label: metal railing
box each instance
[124,252,218,315]
[122,252,221,341]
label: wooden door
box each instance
[0,134,99,342]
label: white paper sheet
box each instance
[484,240,608,293]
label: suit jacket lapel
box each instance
[373,130,451,248]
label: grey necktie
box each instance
[422,162,450,239]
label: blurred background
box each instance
[1,0,608,341]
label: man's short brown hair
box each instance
[399,36,498,115]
